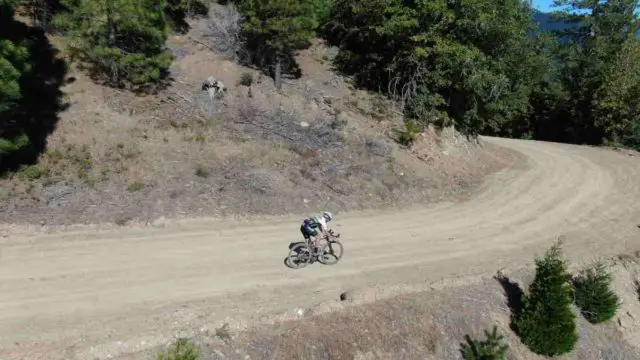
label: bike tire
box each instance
[287,243,311,269]
[318,240,343,265]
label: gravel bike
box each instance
[286,229,344,269]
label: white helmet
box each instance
[323,211,333,221]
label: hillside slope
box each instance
[0,32,511,226]
[2,136,640,360]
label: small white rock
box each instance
[300,121,310,128]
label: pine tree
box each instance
[325,0,541,137]
[514,241,577,356]
[156,338,200,360]
[0,0,32,156]
[56,0,173,89]
[593,36,640,149]
[461,326,509,360]
[549,0,640,145]
[574,261,620,324]
[237,0,316,90]
[0,0,28,115]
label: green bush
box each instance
[156,338,200,360]
[397,120,422,146]
[514,241,577,356]
[127,181,145,191]
[16,164,47,181]
[0,133,30,157]
[194,165,210,178]
[574,261,620,324]
[461,326,508,360]
[239,72,253,86]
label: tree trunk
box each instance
[106,0,118,85]
[274,53,282,91]
[30,0,48,28]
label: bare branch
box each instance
[198,3,244,60]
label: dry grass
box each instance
[252,298,442,360]
[150,258,640,360]
[104,254,640,360]
[0,6,514,226]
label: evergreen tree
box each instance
[56,0,173,89]
[1,0,67,170]
[237,0,316,90]
[0,0,28,115]
[514,241,577,356]
[156,338,200,360]
[461,326,509,360]
[310,0,333,30]
[324,0,540,137]
[0,0,32,156]
[593,36,640,148]
[546,0,640,145]
[574,261,620,324]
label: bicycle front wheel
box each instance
[318,240,343,265]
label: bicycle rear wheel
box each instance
[318,240,343,265]
[287,243,311,269]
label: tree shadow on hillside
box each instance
[240,40,304,84]
[495,273,525,332]
[0,21,69,175]
[166,0,209,34]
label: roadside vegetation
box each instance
[152,242,636,359]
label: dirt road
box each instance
[1,137,640,360]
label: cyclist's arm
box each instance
[319,221,330,236]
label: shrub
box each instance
[514,240,577,356]
[573,261,620,324]
[16,165,47,181]
[397,120,422,146]
[239,72,253,86]
[156,338,200,360]
[330,113,348,130]
[127,181,145,191]
[461,326,508,360]
[194,165,210,178]
[114,215,132,226]
[215,323,232,342]
[0,134,30,157]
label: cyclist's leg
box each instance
[301,224,316,249]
